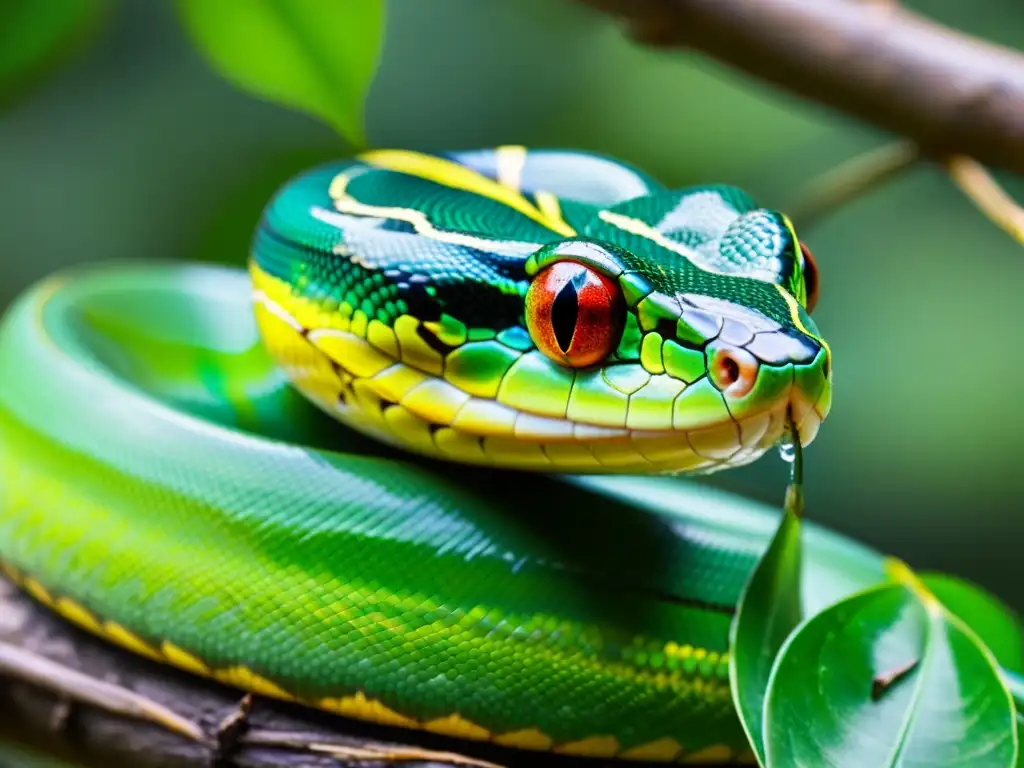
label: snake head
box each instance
[518,218,830,472]
[254,153,829,475]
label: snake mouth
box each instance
[334,367,797,475]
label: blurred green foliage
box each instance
[0,0,107,108]
[0,0,1022,623]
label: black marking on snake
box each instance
[377,400,446,434]
[656,317,704,350]
[416,323,459,356]
[396,279,443,323]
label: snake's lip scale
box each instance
[791,360,833,448]
[790,387,830,448]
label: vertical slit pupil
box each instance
[551,282,578,354]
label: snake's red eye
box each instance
[799,241,819,314]
[525,261,624,368]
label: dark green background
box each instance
[2,0,1022,620]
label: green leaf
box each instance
[764,568,1018,767]
[0,0,108,108]
[176,0,384,146]
[1007,669,1024,717]
[1017,713,1023,768]
[729,505,803,766]
[920,572,1023,672]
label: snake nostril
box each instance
[720,356,740,386]
[709,344,758,397]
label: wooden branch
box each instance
[576,0,1024,174]
[4,577,662,768]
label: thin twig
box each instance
[0,640,204,741]
[0,636,505,766]
[310,743,504,767]
[871,657,920,700]
[786,141,920,227]
[947,156,1024,246]
[215,693,254,761]
[240,729,504,767]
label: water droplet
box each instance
[778,429,796,463]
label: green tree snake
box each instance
[0,146,899,763]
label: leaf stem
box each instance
[784,416,805,518]
[790,424,804,489]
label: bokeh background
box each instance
[2,0,1022,626]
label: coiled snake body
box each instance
[0,148,869,763]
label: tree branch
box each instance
[576,0,1024,174]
